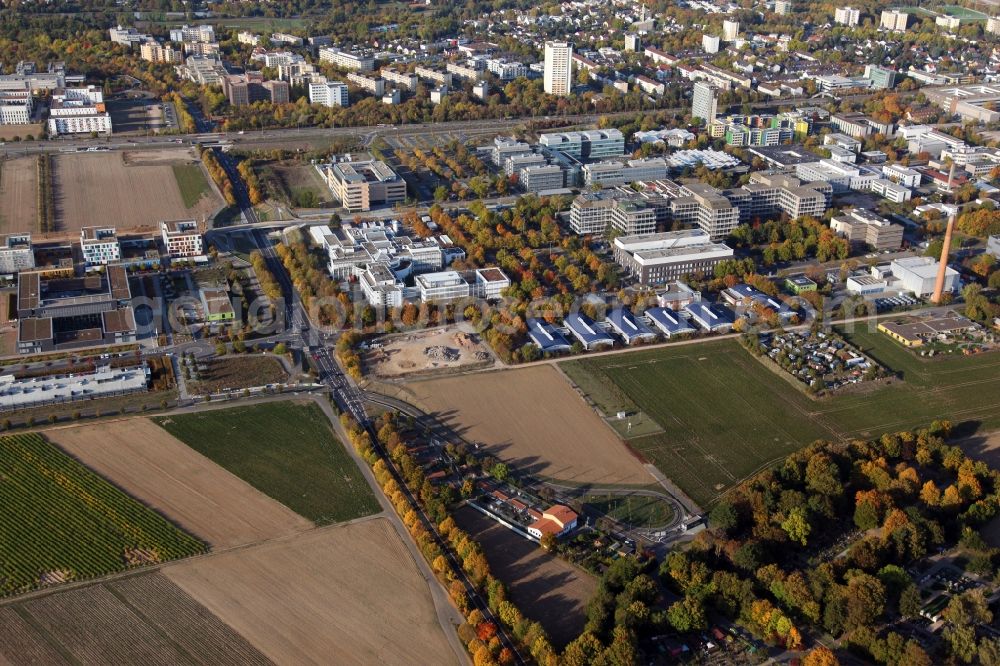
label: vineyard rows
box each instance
[0,434,206,596]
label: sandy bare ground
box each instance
[368,326,495,378]
[164,518,458,666]
[0,156,38,233]
[405,365,653,486]
[53,152,221,231]
[48,419,313,549]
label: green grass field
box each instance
[172,164,211,208]
[941,5,988,19]
[583,494,674,528]
[0,433,206,596]
[154,402,380,525]
[563,328,1000,508]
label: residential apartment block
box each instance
[0,234,35,274]
[310,81,350,107]
[80,227,121,266]
[318,47,375,72]
[160,220,203,258]
[47,86,112,135]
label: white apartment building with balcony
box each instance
[80,227,121,266]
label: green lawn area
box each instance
[154,401,380,525]
[562,327,1000,508]
[172,164,211,208]
[583,494,674,529]
[0,433,205,596]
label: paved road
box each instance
[1,94,869,157]
[207,152,527,664]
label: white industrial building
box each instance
[0,365,149,411]
[891,257,958,297]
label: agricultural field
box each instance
[0,573,270,665]
[48,419,313,549]
[165,518,459,665]
[53,150,222,231]
[0,156,39,233]
[186,355,289,395]
[154,401,381,525]
[453,506,596,649]
[0,433,205,596]
[404,365,653,486]
[563,328,1000,508]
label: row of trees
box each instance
[248,250,281,302]
[236,159,265,206]
[341,412,552,666]
[199,148,236,206]
[36,154,55,233]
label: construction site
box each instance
[363,326,495,379]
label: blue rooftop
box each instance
[526,318,572,352]
[684,301,736,330]
[606,308,656,342]
[564,312,615,348]
[645,307,696,336]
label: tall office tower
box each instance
[544,41,573,96]
[692,81,719,123]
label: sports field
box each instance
[154,401,381,525]
[562,328,1000,507]
[0,433,206,596]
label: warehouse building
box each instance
[645,306,697,337]
[526,318,572,353]
[683,301,735,333]
[605,308,657,344]
[564,312,615,350]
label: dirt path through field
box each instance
[164,517,458,666]
[405,364,654,486]
[48,419,313,549]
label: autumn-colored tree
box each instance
[919,480,941,506]
[802,645,839,666]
